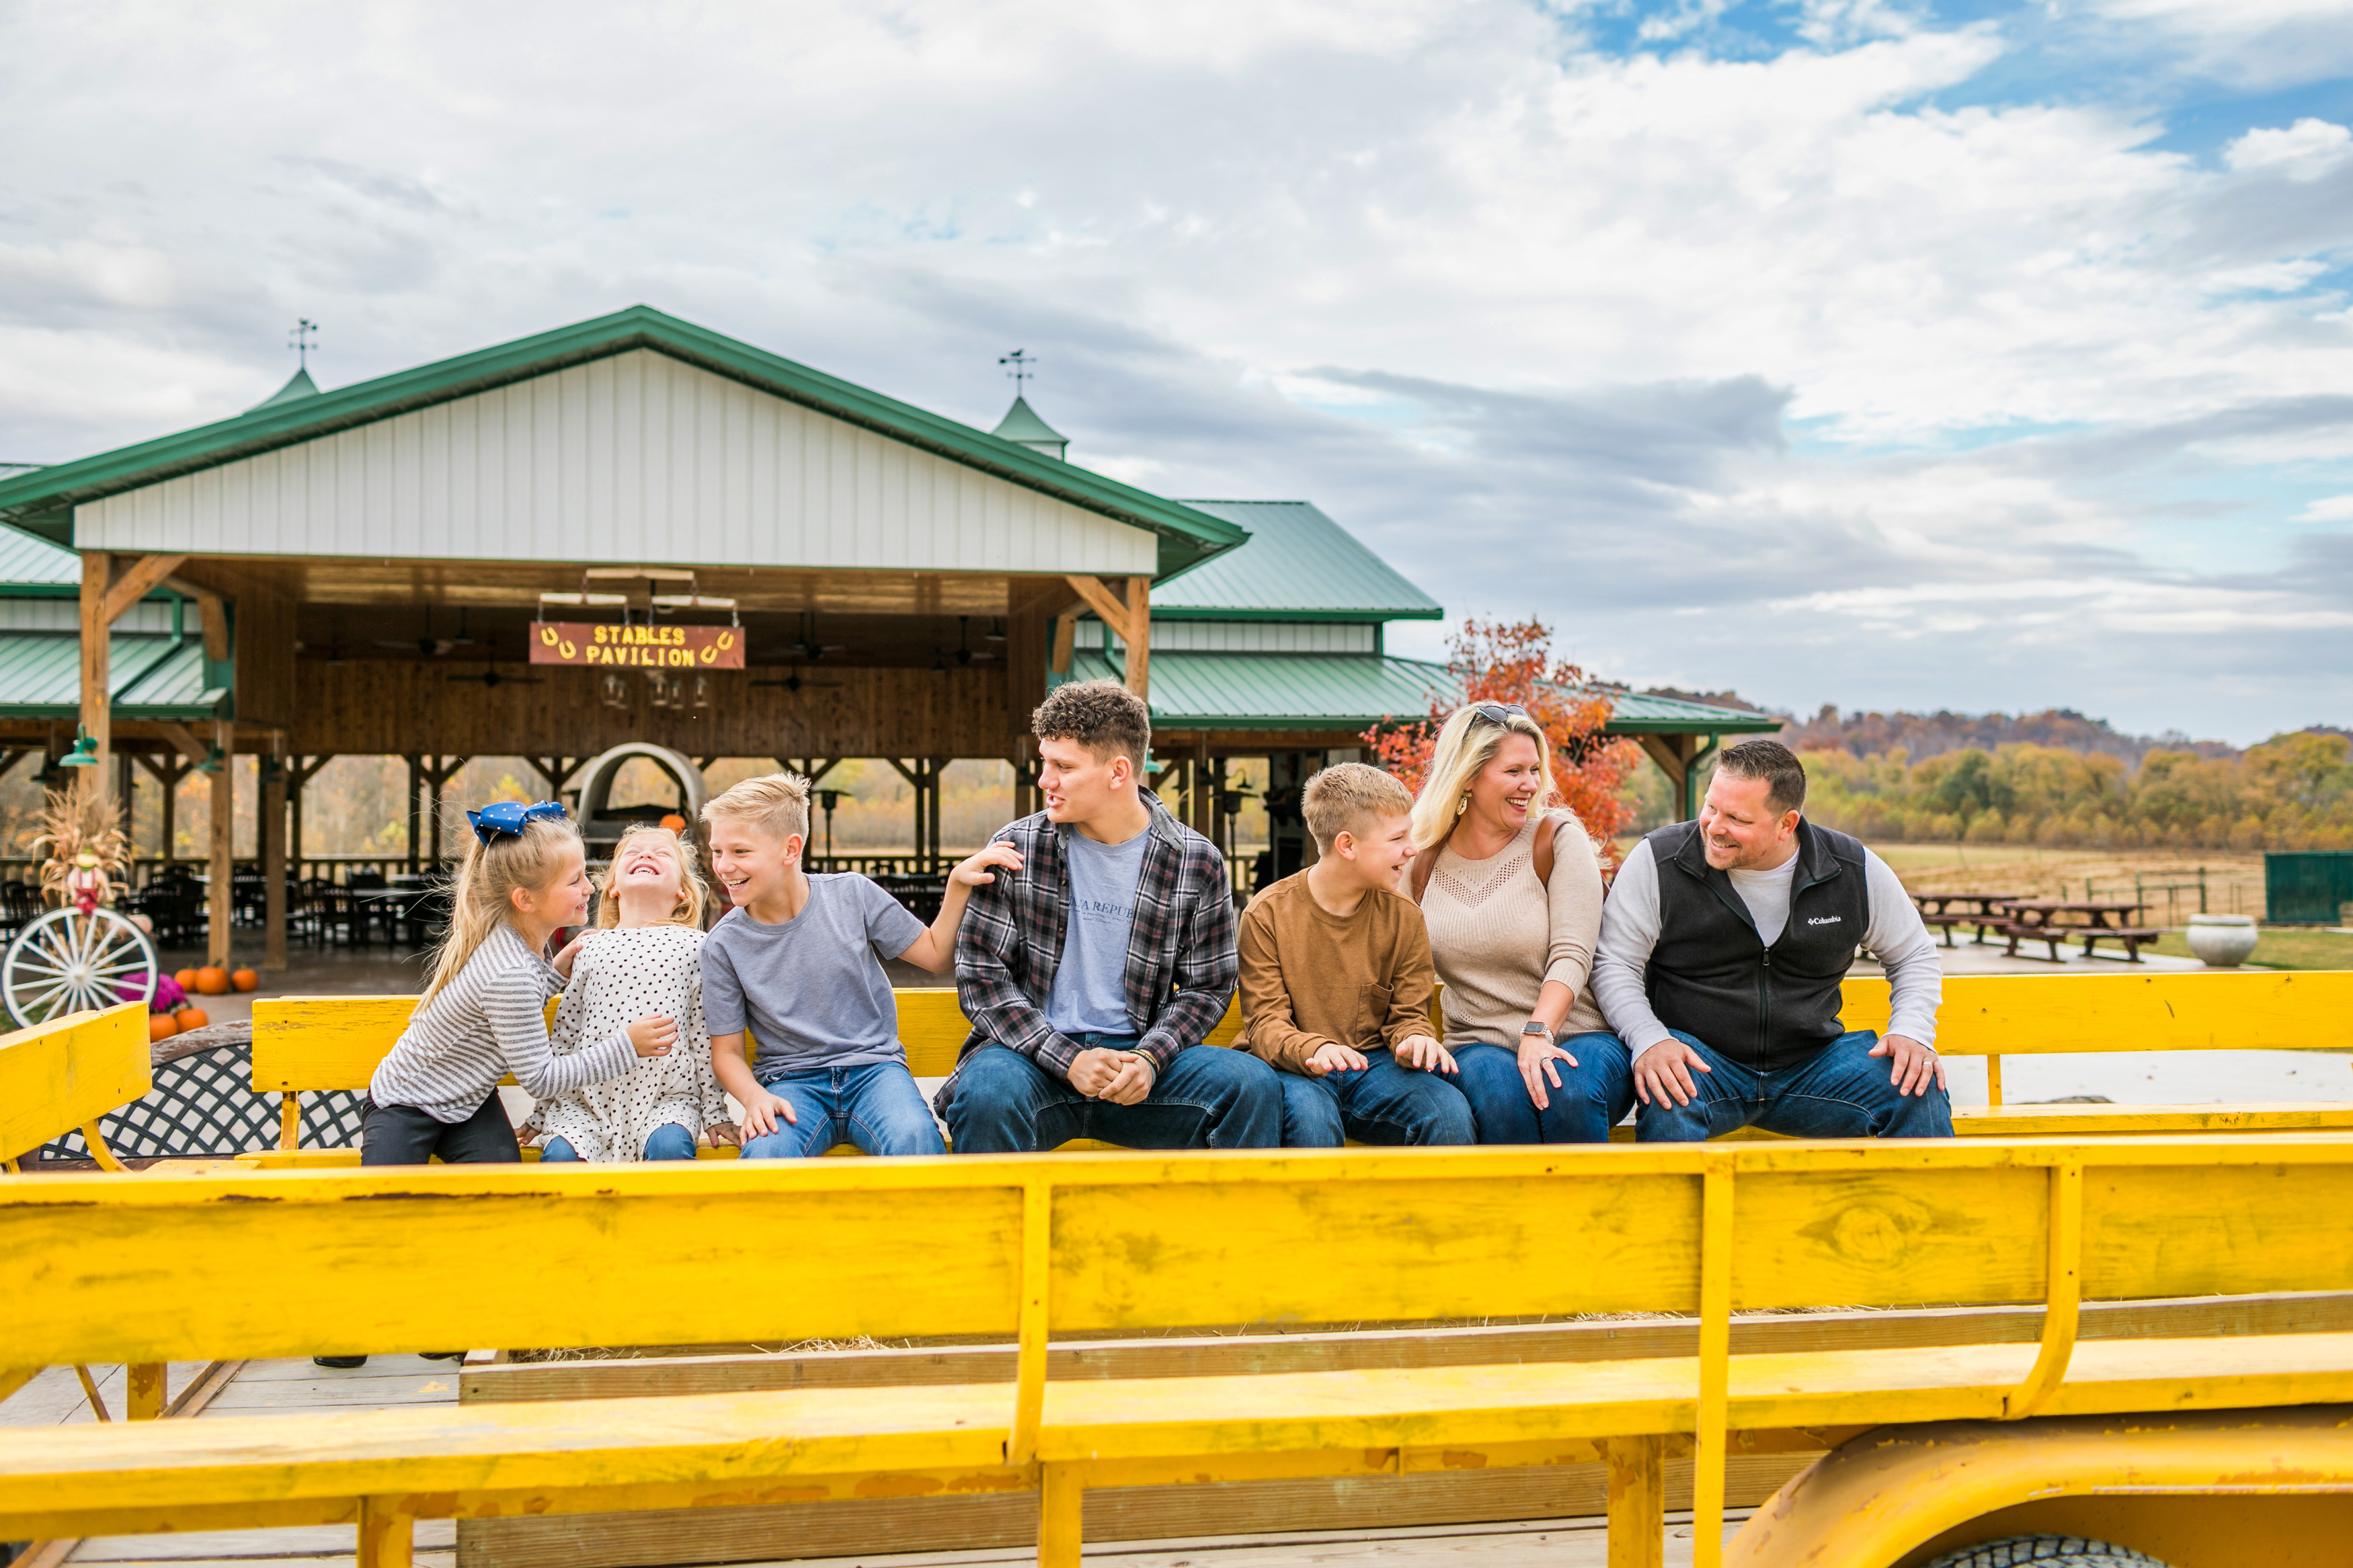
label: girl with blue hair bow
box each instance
[362,800,680,1167]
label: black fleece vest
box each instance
[1642,819,1869,1073]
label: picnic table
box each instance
[1908,891,2024,947]
[1995,898,2163,962]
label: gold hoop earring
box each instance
[1455,792,1470,817]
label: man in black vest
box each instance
[1591,739,1950,1141]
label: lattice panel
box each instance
[40,1043,366,1162]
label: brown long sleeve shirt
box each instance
[1236,871,1438,1073]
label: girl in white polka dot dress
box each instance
[524,826,734,1162]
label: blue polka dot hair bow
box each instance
[467,800,569,846]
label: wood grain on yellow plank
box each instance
[249,997,419,1091]
[1840,969,2353,1055]
[2085,1161,2353,1300]
[0,1002,149,1160]
[1728,1165,2047,1311]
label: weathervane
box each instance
[998,348,1035,390]
[289,319,320,370]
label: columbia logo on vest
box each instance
[1806,915,1843,925]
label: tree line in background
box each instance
[1799,732,2353,852]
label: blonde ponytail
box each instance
[415,815,583,1011]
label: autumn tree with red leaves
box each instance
[1362,618,1641,841]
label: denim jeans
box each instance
[740,1062,947,1158]
[945,1037,1285,1153]
[541,1123,699,1162]
[1278,1047,1475,1147]
[1633,1028,1955,1142]
[1453,1033,1634,1145]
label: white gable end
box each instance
[77,350,1157,575]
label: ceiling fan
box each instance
[376,607,478,658]
[752,664,844,693]
[792,612,850,663]
[953,615,998,666]
[447,663,543,690]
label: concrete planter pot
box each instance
[2186,913,2259,967]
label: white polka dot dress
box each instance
[526,925,723,1161]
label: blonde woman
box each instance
[1408,704,1631,1143]
[526,825,732,1163]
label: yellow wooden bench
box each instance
[7,1137,2353,1568]
[0,999,169,1420]
[241,971,2353,1163]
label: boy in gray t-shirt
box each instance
[701,773,1020,1157]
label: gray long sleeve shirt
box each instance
[1591,838,1942,1055]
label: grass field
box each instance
[2141,927,2353,971]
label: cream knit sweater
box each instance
[1421,810,1609,1048]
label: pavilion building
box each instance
[0,306,1773,968]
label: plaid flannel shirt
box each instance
[941,788,1237,1110]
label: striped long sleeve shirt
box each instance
[368,924,638,1123]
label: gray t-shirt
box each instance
[701,874,928,1081]
[1045,828,1148,1036]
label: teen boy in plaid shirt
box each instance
[938,680,1283,1152]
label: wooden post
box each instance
[1123,575,1150,700]
[428,756,445,869]
[208,718,233,967]
[77,552,112,806]
[124,1362,167,1421]
[405,755,422,874]
[262,745,287,972]
[928,759,945,870]
[1603,1435,1665,1568]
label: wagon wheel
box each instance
[2,905,160,1030]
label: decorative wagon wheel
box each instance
[3,904,159,1029]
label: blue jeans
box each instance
[541,1123,699,1162]
[1279,1048,1475,1147]
[742,1062,947,1158]
[945,1037,1284,1153]
[1634,1028,1955,1141]
[1454,1033,1634,1144]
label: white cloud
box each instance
[1,0,2351,739]
[2225,118,2353,179]
[2295,494,2353,523]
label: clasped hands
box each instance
[1070,1046,1157,1104]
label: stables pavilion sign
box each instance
[530,621,745,669]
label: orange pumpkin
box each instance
[194,966,231,995]
[148,1012,180,1044]
[173,967,200,991]
[175,1007,210,1032]
[231,968,259,992]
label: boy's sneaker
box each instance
[418,1352,466,1362]
[313,1356,366,1369]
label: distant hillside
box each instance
[1776,706,2241,766]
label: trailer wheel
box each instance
[1925,1538,2170,1568]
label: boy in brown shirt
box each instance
[1238,764,1474,1147]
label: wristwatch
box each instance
[1521,1019,1554,1044]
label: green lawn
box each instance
[2145,927,2353,971]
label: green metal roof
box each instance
[0,523,81,593]
[250,366,320,410]
[1058,651,1783,737]
[0,635,224,720]
[0,306,1248,579]
[990,395,1067,451]
[1153,501,1445,622]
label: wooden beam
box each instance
[1123,575,1150,700]
[99,554,189,626]
[1049,614,1076,676]
[78,552,111,805]
[262,743,288,973]
[163,577,229,663]
[1062,575,1132,641]
[208,718,234,967]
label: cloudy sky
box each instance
[4,0,2350,743]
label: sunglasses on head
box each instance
[1468,702,1531,727]
[467,799,569,847]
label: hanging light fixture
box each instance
[58,726,101,768]
[600,672,631,710]
[192,745,228,775]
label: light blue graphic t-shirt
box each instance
[1045,827,1150,1036]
